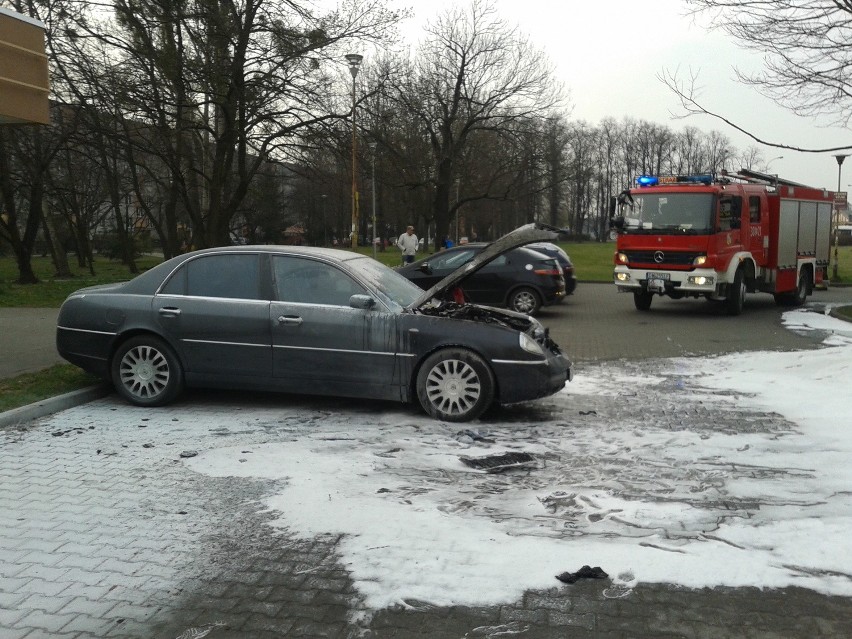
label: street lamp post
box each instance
[832,154,849,282]
[321,194,327,247]
[346,53,363,249]
[370,141,377,260]
[766,155,783,169]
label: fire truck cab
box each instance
[611,170,834,315]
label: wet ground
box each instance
[3,360,852,638]
[2,285,852,638]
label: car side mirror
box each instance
[418,263,432,275]
[349,294,376,310]
[610,216,625,232]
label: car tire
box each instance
[633,291,653,311]
[725,269,746,316]
[111,335,183,407]
[416,348,495,422]
[508,287,541,315]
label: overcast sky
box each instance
[390,0,851,193]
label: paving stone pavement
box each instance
[3,360,852,639]
[3,283,852,637]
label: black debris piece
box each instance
[455,429,496,444]
[179,450,198,459]
[579,410,597,416]
[460,452,536,473]
[556,565,608,584]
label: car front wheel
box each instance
[416,348,495,422]
[111,335,183,407]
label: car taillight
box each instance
[534,268,562,276]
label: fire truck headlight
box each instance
[688,276,714,286]
[615,272,631,282]
[616,252,628,264]
[693,255,708,266]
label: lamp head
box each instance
[345,54,363,78]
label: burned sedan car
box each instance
[56,224,572,422]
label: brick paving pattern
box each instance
[3,285,852,638]
[3,377,852,638]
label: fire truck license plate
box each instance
[646,272,669,292]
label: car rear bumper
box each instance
[56,326,113,378]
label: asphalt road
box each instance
[537,281,852,363]
[2,283,851,380]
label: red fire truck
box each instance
[611,169,834,315]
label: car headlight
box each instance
[519,332,544,356]
[693,255,708,266]
[616,252,628,264]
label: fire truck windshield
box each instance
[620,193,714,235]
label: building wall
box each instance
[0,8,49,125]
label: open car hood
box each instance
[408,222,566,311]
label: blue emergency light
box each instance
[635,174,714,187]
[636,175,658,187]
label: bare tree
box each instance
[663,0,852,152]
[386,0,564,250]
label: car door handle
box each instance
[158,307,181,317]
[277,315,303,326]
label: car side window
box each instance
[430,249,476,270]
[273,256,365,306]
[183,254,262,300]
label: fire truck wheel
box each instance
[725,269,746,316]
[793,271,809,306]
[633,291,653,311]
[774,270,810,307]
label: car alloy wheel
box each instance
[112,336,183,406]
[509,287,541,315]
[416,348,495,422]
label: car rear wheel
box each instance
[416,348,495,422]
[111,335,183,407]
[508,287,541,315]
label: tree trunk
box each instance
[42,201,72,277]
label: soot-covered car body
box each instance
[56,223,572,421]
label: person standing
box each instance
[397,225,418,265]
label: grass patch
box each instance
[833,305,852,322]
[0,254,162,308]
[0,364,101,413]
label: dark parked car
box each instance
[398,244,565,315]
[526,242,577,296]
[56,224,573,422]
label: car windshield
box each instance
[621,193,714,234]
[347,256,425,309]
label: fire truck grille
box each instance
[626,251,701,267]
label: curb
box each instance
[0,384,112,429]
